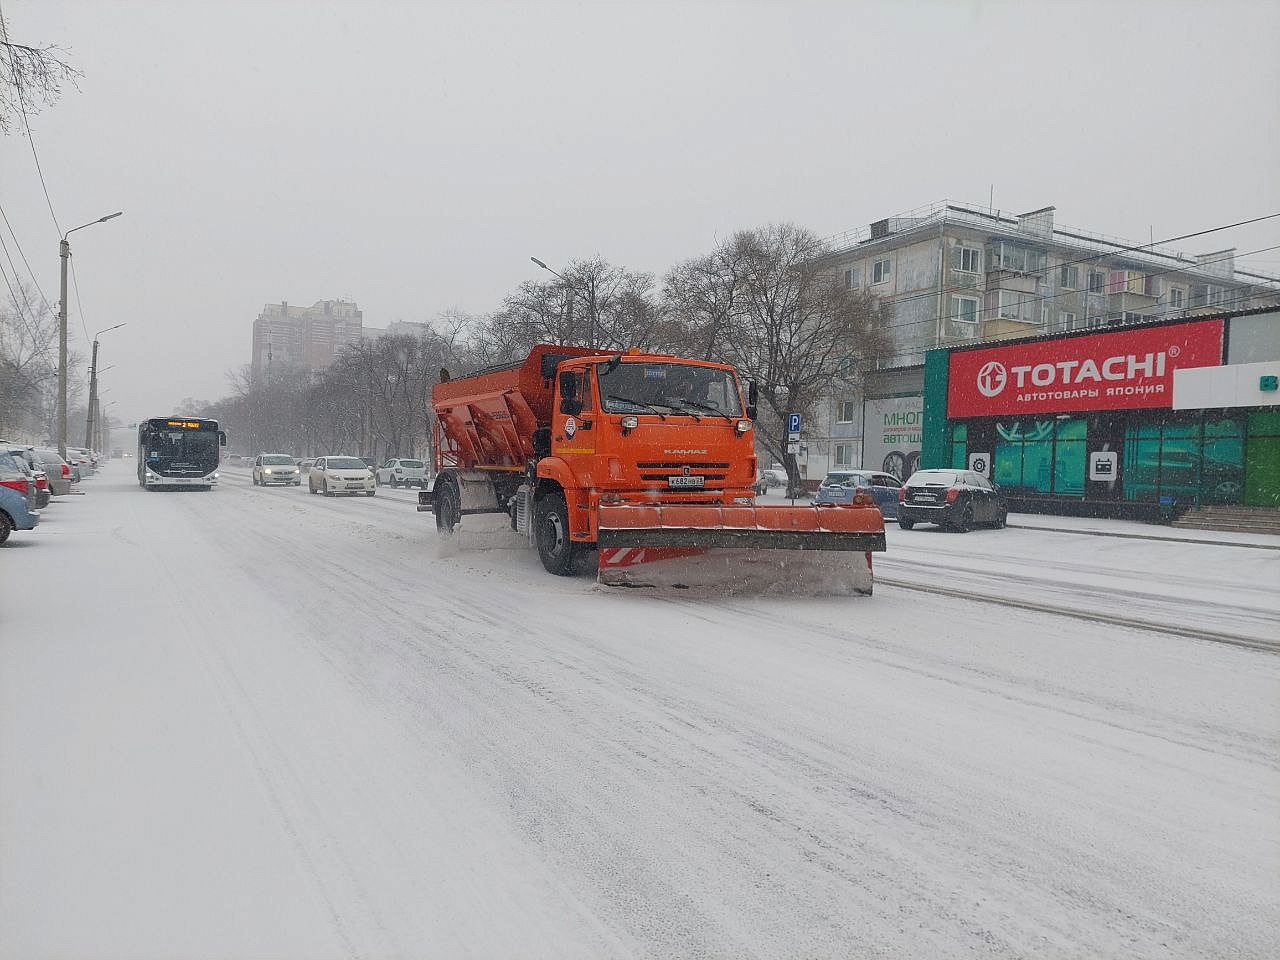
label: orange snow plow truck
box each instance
[418,344,886,594]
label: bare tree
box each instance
[0,277,67,438]
[479,258,666,362]
[0,13,80,133]
[665,224,890,495]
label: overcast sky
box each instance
[2,0,1278,430]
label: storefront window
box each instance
[1054,419,1086,496]
[994,420,1057,495]
[1123,414,1245,506]
[1123,418,1167,503]
[949,422,967,470]
[1202,417,1245,505]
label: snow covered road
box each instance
[3,464,1278,959]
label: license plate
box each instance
[668,475,705,489]
[914,493,936,501]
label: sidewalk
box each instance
[1007,512,1280,550]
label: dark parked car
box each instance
[897,469,1008,532]
[814,469,902,519]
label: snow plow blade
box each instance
[596,503,886,595]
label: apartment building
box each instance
[250,299,364,378]
[797,202,1280,481]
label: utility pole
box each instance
[84,323,125,451]
[58,237,69,459]
[57,211,123,460]
[84,337,99,448]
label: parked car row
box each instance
[0,441,105,546]
[812,466,1010,533]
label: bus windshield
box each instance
[598,361,742,417]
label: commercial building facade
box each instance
[920,307,1280,517]
[801,201,1280,484]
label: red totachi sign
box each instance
[947,319,1223,418]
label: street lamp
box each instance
[85,321,126,450]
[530,255,596,349]
[59,211,123,459]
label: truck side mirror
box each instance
[217,431,227,446]
[558,371,582,415]
[746,380,758,420]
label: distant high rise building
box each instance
[251,299,363,378]
[361,319,431,341]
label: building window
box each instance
[837,400,857,423]
[843,266,861,289]
[989,288,1036,322]
[986,243,1047,275]
[955,247,980,273]
[1059,311,1077,329]
[872,259,892,284]
[1059,265,1079,289]
[1207,285,1229,306]
[1088,270,1106,293]
[951,295,980,324]
[834,443,853,467]
[1169,287,1184,309]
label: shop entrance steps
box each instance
[1173,506,1280,536]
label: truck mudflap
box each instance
[596,503,885,595]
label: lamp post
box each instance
[85,323,126,449]
[59,211,123,459]
[98,400,117,454]
[531,256,597,349]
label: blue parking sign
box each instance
[787,413,802,434]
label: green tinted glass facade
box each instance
[1122,413,1245,505]
[1245,409,1280,507]
[949,422,967,469]
[993,419,1085,496]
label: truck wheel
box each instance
[435,474,461,536]
[534,491,582,576]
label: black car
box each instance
[897,468,1007,532]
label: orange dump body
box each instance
[432,344,613,472]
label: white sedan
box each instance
[374,458,429,488]
[309,456,376,497]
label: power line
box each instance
[0,0,63,235]
[0,253,59,368]
[838,211,1280,318]
[69,255,91,344]
[0,201,51,308]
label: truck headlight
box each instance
[264,468,273,474]
[735,420,752,434]
[621,415,639,429]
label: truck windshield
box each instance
[598,361,742,417]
